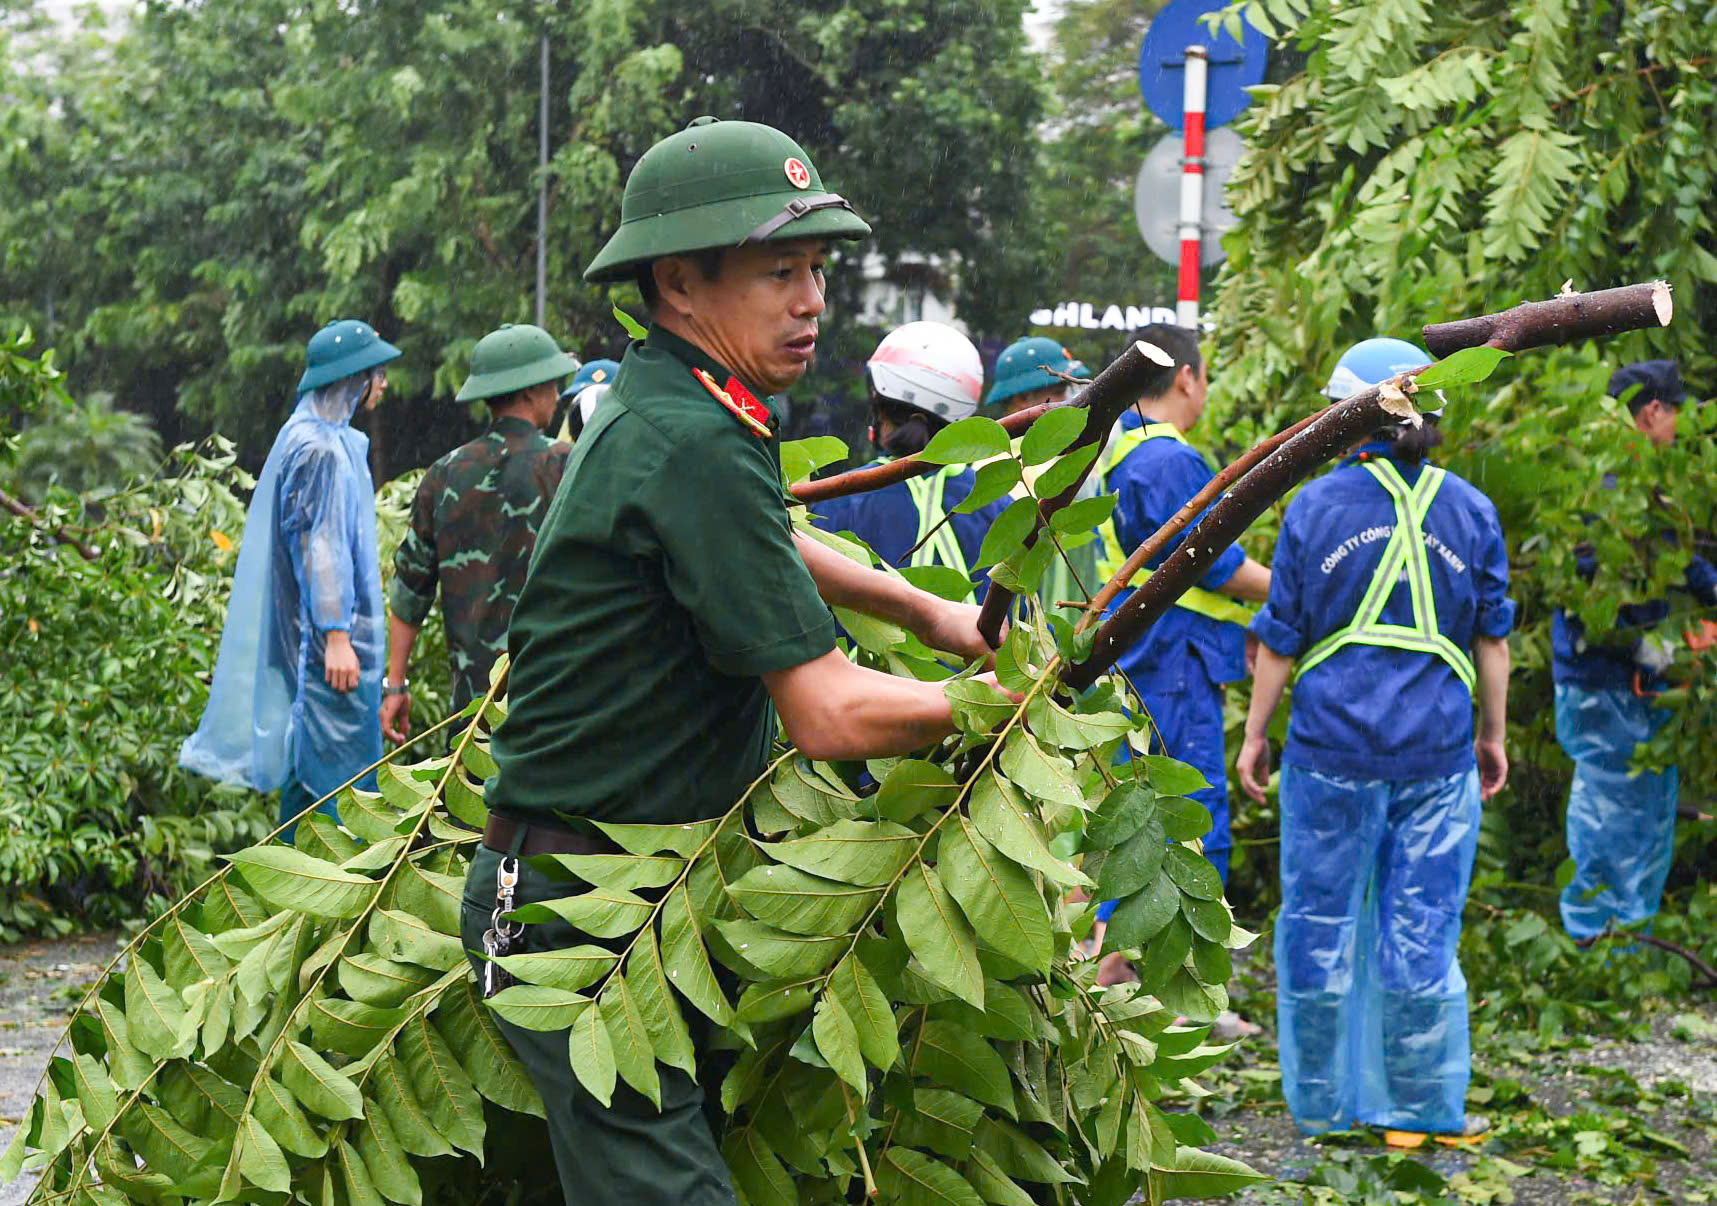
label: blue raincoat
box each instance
[1551,542,1713,938]
[180,374,385,824]
[1100,411,1248,886]
[811,462,1010,601]
[1250,445,1514,1134]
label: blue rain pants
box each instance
[1553,683,1678,940]
[1275,763,1480,1135]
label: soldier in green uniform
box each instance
[458,117,1001,1206]
[381,324,577,742]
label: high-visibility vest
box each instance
[905,465,971,579]
[1295,459,1476,691]
[1095,423,1256,626]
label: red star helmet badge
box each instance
[783,157,811,190]
[692,367,773,438]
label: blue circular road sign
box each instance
[1137,0,1269,131]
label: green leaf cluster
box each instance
[6,600,1263,1204]
[1203,0,1717,906]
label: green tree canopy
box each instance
[2,0,1048,471]
[1208,0,1717,897]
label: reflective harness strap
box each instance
[1094,423,1256,626]
[905,465,971,579]
[1296,460,1477,691]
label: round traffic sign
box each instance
[1133,127,1245,269]
[1137,0,1268,131]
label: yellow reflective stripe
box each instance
[1295,461,1475,690]
[1093,423,1252,623]
[906,466,970,579]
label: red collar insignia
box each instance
[692,367,773,438]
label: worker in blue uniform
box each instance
[1237,338,1515,1139]
[813,322,1009,599]
[1551,359,1716,940]
[1095,324,1271,889]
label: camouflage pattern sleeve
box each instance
[387,466,441,626]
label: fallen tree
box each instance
[1,284,1672,1206]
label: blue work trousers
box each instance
[1095,675,1231,924]
[1275,763,1480,1134]
[1136,675,1232,880]
[1553,683,1678,940]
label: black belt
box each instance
[484,814,613,859]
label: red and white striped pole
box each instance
[1176,44,1208,330]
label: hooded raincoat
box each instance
[180,373,384,820]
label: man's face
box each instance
[363,370,390,411]
[655,239,828,394]
[1183,361,1210,426]
[1635,398,1680,448]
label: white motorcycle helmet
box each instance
[865,321,984,422]
[576,383,609,427]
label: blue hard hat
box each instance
[560,358,621,401]
[297,320,402,394]
[986,336,1080,407]
[1324,338,1434,399]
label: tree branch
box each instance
[0,487,100,561]
[973,340,1177,647]
[1422,281,1671,358]
[1064,281,1675,690]
[1072,402,1331,634]
[790,397,1075,506]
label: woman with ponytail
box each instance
[1236,337,1515,1141]
[811,322,1010,600]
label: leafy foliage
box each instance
[1,0,1049,473]
[1206,0,1717,913]
[12,394,163,502]
[5,424,1263,1205]
[0,435,271,938]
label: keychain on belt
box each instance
[482,856,523,999]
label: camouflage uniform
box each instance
[388,415,569,711]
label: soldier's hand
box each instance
[380,692,412,745]
[920,600,1002,664]
[324,630,361,693]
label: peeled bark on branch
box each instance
[1065,281,1675,690]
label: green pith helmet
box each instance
[455,324,581,403]
[584,117,872,283]
[296,319,402,394]
[985,336,1081,408]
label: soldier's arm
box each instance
[794,531,994,662]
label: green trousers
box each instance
[461,844,738,1206]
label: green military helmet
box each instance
[296,319,402,394]
[584,116,872,283]
[455,324,581,403]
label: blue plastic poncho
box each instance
[1275,764,1481,1135]
[1554,682,1678,940]
[180,373,385,814]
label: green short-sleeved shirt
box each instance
[487,326,836,826]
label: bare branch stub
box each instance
[1423,281,1672,358]
[973,340,1177,647]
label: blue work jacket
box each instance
[1250,446,1515,781]
[1100,411,1247,690]
[1552,551,1717,692]
[811,462,1010,601]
